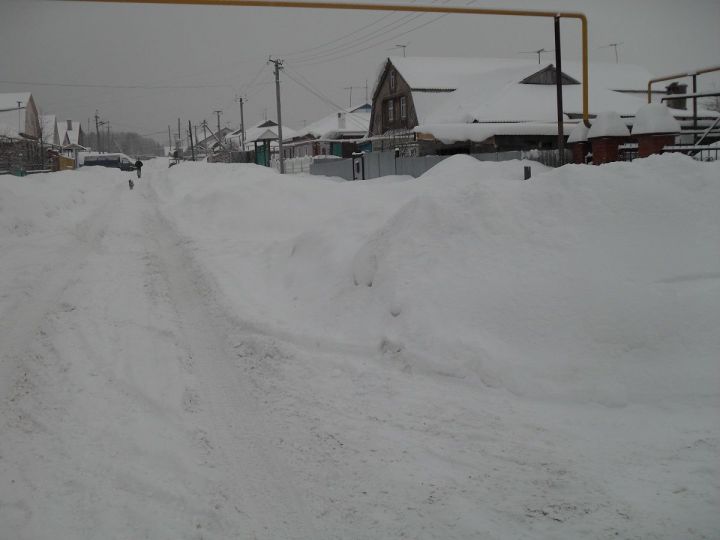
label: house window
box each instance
[390,70,396,91]
[387,100,394,122]
[400,96,407,119]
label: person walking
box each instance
[135,159,143,179]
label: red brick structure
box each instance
[570,141,590,164]
[637,134,675,158]
[632,104,680,158]
[587,111,630,165]
[590,137,624,164]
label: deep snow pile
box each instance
[155,154,720,406]
[1,156,718,539]
[0,168,120,397]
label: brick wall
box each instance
[590,137,623,164]
[637,134,674,158]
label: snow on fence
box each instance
[308,149,570,181]
[271,155,315,174]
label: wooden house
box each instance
[0,92,41,140]
[366,57,716,156]
[282,104,371,159]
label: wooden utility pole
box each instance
[188,120,195,161]
[235,95,246,149]
[99,120,108,153]
[269,57,285,173]
[554,16,565,164]
[168,125,172,154]
[95,110,101,152]
[213,110,223,133]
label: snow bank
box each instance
[588,110,630,139]
[567,122,589,143]
[632,103,681,135]
[156,154,720,406]
[0,167,119,239]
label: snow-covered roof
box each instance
[0,92,35,138]
[382,58,670,136]
[567,123,590,144]
[388,57,535,90]
[632,104,681,135]
[228,121,299,149]
[415,121,573,144]
[290,108,370,141]
[386,57,655,93]
[422,74,650,125]
[57,120,69,145]
[59,120,83,146]
[40,115,59,145]
[588,111,630,139]
[0,92,32,111]
[0,123,20,139]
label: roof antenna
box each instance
[599,42,623,63]
[519,48,554,65]
[387,43,409,57]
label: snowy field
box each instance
[0,154,718,539]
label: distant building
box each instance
[0,92,41,140]
[40,115,61,146]
[367,57,718,155]
[282,104,371,159]
[57,120,87,149]
[226,120,299,166]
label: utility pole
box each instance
[343,86,363,108]
[269,57,285,174]
[365,79,369,104]
[17,101,22,133]
[168,125,172,155]
[600,42,623,64]
[554,17,565,165]
[213,110,223,134]
[188,120,195,161]
[95,110,101,152]
[235,95,246,149]
[99,120,108,153]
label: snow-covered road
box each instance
[1,157,718,539]
[1,169,330,538]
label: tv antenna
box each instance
[387,43,409,57]
[599,42,623,63]
[519,48,554,64]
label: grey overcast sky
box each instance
[1,0,719,142]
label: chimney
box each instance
[67,119,73,130]
[665,82,687,110]
[337,112,346,130]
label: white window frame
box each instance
[387,99,394,122]
[400,96,407,119]
[390,70,396,91]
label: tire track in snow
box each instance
[0,182,122,405]
[140,177,326,539]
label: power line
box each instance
[0,80,233,89]
[278,12,398,58]
[291,13,449,67]
[286,12,428,64]
[287,0,465,67]
[282,67,368,131]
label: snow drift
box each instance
[156,154,720,405]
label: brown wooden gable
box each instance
[520,65,580,85]
[369,59,417,137]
